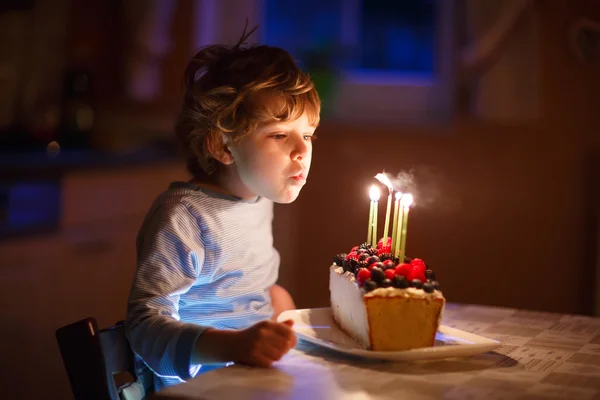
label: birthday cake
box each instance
[329,239,445,351]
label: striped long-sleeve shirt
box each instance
[125,182,279,390]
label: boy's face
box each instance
[227,113,316,204]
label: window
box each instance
[193,0,455,125]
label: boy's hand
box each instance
[232,319,297,367]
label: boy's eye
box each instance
[304,134,317,141]
[270,134,287,140]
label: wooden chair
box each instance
[56,317,153,400]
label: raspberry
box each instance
[377,246,392,255]
[384,269,395,280]
[346,252,358,261]
[356,268,371,285]
[411,258,426,268]
[377,237,392,249]
[394,263,412,278]
[406,265,426,282]
[351,246,359,252]
[382,260,395,270]
[411,258,426,274]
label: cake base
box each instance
[330,265,445,351]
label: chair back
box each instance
[56,317,150,400]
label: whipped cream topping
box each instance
[332,265,444,300]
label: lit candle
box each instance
[394,202,404,258]
[390,192,402,253]
[374,173,394,246]
[367,191,374,244]
[369,185,380,247]
[398,194,414,264]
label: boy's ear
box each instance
[206,134,234,165]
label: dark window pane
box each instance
[263,0,343,68]
[263,0,435,73]
[359,0,435,71]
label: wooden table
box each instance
[153,303,600,399]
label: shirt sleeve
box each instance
[125,202,208,381]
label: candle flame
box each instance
[401,193,414,207]
[369,185,381,201]
[395,191,403,200]
[374,173,394,193]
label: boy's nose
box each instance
[291,137,309,161]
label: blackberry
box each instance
[410,279,423,289]
[367,248,379,256]
[404,256,412,263]
[358,253,369,262]
[378,253,394,262]
[425,269,436,280]
[357,261,369,271]
[343,258,359,273]
[432,281,441,291]
[333,253,346,266]
[381,278,392,288]
[363,279,378,292]
[392,275,408,289]
[358,242,371,250]
[393,256,401,264]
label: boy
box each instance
[125,28,320,391]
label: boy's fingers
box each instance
[281,319,294,327]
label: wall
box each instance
[283,0,600,315]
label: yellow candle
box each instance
[394,205,404,258]
[382,192,392,245]
[374,173,394,247]
[367,199,374,244]
[398,194,414,263]
[368,186,380,247]
[390,192,402,252]
[372,197,378,247]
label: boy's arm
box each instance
[270,284,296,321]
[125,203,210,381]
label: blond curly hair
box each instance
[176,28,321,180]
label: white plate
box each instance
[278,307,501,361]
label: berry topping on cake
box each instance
[363,279,378,292]
[406,266,426,283]
[425,269,436,280]
[422,282,434,293]
[384,269,396,281]
[392,275,409,289]
[368,261,384,271]
[377,237,391,248]
[366,255,381,265]
[333,245,441,294]
[334,253,347,266]
[370,267,385,283]
[394,263,412,278]
[410,279,423,289]
[346,252,358,261]
[378,252,394,262]
[356,268,371,285]
[358,242,371,250]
